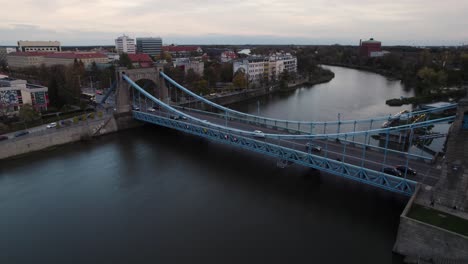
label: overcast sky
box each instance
[1,0,467,46]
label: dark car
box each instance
[0,135,8,141]
[395,165,417,176]
[382,167,402,177]
[14,131,29,137]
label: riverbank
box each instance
[323,62,399,80]
[182,68,335,108]
[0,115,119,160]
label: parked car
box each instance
[382,167,402,177]
[305,143,322,152]
[14,131,29,137]
[46,122,57,129]
[0,135,8,141]
[395,165,417,176]
[253,130,265,138]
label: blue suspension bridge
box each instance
[106,67,457,196]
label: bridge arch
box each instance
[115,66,170,113]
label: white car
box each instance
[46,122,57,129]
[305,143,322,152]
[253,130,265,138]
[147,107,156,112]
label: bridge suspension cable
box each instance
[160,71,457,133]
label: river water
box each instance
[1,66,412,263]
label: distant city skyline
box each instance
[1,0,467,46]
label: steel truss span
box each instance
[123,74,455,196]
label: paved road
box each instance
[142,108,444,186]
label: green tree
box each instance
[185,69,201,86]
[461,53,468,80]
[203,65,219,87]
[118,53,133,69]
[279,70,290,89]
[232,69,247,89]
[220,63,233,82]
[162,52,173,62]
[19,104,40,123]
[194,79,209,94]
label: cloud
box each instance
[0,0,467,46]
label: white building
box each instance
[0,77,48,115]
[115,35,136,54]
[174,58,204,75]
[233,57,269,84]
[233,53,297,84]
[17,40,61,52]
[268,53,297,81]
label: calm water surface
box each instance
[0,66,411,263]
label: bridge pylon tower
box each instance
[115,64,170,114]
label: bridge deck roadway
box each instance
[139,108,445,187]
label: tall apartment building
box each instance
[115,35,136,54]
[136,37,162,58]
[17,41,61,52]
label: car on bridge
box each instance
[132,105,140,111]
[382,167,402,177]
[305,143,322,152]
[395,165,417,176]
[147,107,156,112]
[253,130,265,138]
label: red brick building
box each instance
[127,53,153,68]
[360,38,382,57]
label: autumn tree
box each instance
[233,69,247,89]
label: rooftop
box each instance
[128,53,153,62]
[8,52,53,57]
[45,52,107,59]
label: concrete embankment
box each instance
[0,115,120,160]
[393,186,468,263]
